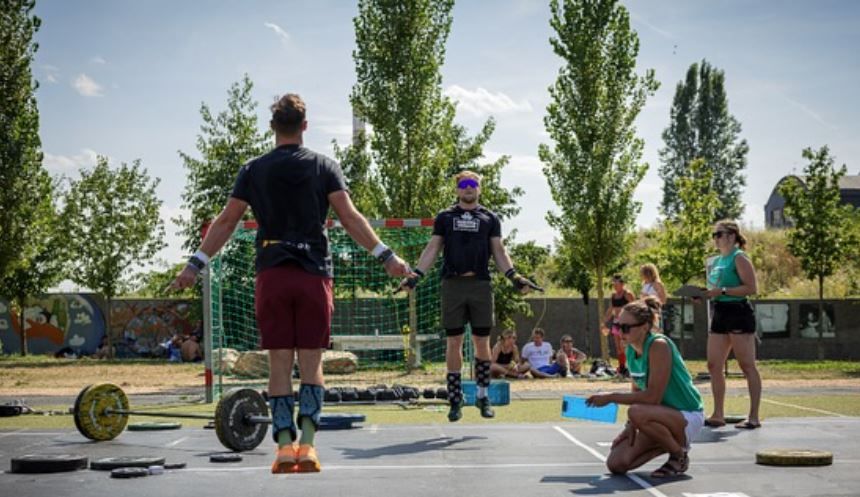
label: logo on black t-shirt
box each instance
[453,211,480,232]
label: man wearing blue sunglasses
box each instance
[401,171,538,422]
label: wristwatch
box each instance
[721,287,727,296]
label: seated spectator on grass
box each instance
[490,329,531,378]
[92,336,115,359]
[556,334,587,377]
[181,333,203,362]
[520,328,558,378]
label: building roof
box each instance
[839,175,860,190]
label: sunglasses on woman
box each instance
[619,321,646,334]
[712,231,728,239]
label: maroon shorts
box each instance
[255,264,333,350]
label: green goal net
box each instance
[204,219,472,398]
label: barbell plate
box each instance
[756,448,833,466]
[110,467,150,479]
[73,384,129,441]
[214,388,269,452]
[91,456,167,470]
[10,454,88,474]
[319,413,366,430]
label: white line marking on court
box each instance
[761,398,847,417]
[165,436,188,447]
[596,442,612,447]
[682,493,752,497]
[554,426,670,497]
[0,429,25,438]
[182,462,606,473]
[369,424,379,434]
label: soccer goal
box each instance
[202,219,463,400]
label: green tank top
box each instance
[626,333,703,412]
[708,247,746,302]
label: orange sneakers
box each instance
[296,444,321,473]
[271,444,298,474]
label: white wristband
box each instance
[371,243,388,258]
[193,250,210,266]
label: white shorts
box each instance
[681,410,705,450]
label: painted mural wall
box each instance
[0,295,197,357]
[0,294,106,355]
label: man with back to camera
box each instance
[171,93,412,473]
[400,171,538,421]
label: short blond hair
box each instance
[455,170,481,184]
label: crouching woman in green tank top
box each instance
[587,297,704,478]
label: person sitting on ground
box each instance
[181,333,203,362]
[586,297,704,479]
[490,329,531,378]
[519,328,559,378]
[92,336,114,359]
[555,334,587,377]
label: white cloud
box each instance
[444,85,533,117]
[72,73,104,97]
[42,148,101,174]
[264,22,290,47]
[90,56,107,65]
[782,95,838,131]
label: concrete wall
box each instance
[509,298,860,361]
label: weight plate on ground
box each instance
[210,453,243,463]
[164,462,187,470]
[423,388,436,399]
[756,449,833,466]
[73,383,129,441]
[91,456,167,470]
[127,422,182,431]
[215,388,268,452]
[0,405,23,417]
[319,413,366,430]
[10,454,88,474]
[110,467,150,479]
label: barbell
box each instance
[73,383,271,451]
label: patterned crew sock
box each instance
[446,371,462,405]
[297,384,324,447]
[475,359,491,399]
[268,395,296,447]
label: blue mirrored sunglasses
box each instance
[457,179,479,189]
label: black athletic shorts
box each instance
[710,300,756,334]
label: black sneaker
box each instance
[448,402,462,422]
[476,397,495,418]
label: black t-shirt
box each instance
[432,204,502,280]
[231,144,347,277]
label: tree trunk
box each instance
[817,275,825,361]
[17,297,28,356]
[596,267,608,361]
[106,295,114,359]
[582,292,591,355]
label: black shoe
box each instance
[448,402,462,422]
[476,397,495,418]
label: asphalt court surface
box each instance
[2,417,859,497]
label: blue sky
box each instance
[33,0,860,276]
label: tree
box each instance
[540,0,658,360]
[493,238,549,330]
[61,157,165,354]
[345,0,521,219]
[659,60,748,221]
[345,0,526,341]
[655,158,720,353]
[780,146,857,359]
[0,172,66,355]
[177,75,271,252]
[550,237,594,353]
[0,0,42,280]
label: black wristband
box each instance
[414,268,425,278]
[505,268,517,280]
[377,248,395,264]
[187,255,206,272]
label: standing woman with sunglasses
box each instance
[587,297,704,478]
[702,220,761,429]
